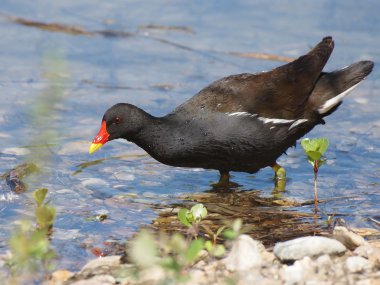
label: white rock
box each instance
[223,234,266,271]
[354,244,380,267]
[315,254,333,273]
[80,256,121,274]
[139,265,166,284]
[274,236,346,261]
[333,226,368,250]
[280,256,316,285]
[345,256,372,273]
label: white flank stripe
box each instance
[318,82,361,115]
[227,112,257,118]
[289,119,308,130]
[258,117,294,124]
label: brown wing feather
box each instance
[175,37,334,119]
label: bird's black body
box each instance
[95,37,374,180]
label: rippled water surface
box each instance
[0,0,379,270]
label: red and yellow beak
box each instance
[89,121,110,154]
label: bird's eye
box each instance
[114,116,122,124]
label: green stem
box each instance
[314,160,319,214]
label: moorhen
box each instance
[89,36,374,186]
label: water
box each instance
[0,0,379,271]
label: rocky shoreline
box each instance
[49,225,380,285]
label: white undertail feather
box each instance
[318,82,361,115]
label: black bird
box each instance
[89,37,374,186]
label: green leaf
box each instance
[216,226,226,238]
[35,206,56,229]
[316,138,329,155]
[301,138,329,165]
[178,208,192,227]
[33,188,48,207]
[301,138,329,154]
[185,239,204,263]
[190,204,207,222]
[223,229,238,240]
[306,150,322,162]
[204,240,213,252]
[213,244,225,257]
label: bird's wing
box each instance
[175,37,334,120]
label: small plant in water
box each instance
[34,188,56,232]
[7,188,56,282]
[301,137,329,212]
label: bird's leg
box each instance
[271,162,286,180]
[212,171,239,189]
[219,171,230,185]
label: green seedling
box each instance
[178,203,207,239]
[202,225,226,257]
[33,188,56,231]
[301,137,329,213]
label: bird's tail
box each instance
[310,60,374,116]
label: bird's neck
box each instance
[130,114,176,165]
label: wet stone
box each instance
[79,255,121,276]
[81,178,109,187]
[273,236,347,261]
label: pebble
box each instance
[333,226,368,250]
[81,178,108,187]
[80,256,121,275]
[50,270,74,283]
[345,256,372,273]
[354,245,380,268]
[280,256,316,285]
[223,234,266,271]
[274,236,347,261]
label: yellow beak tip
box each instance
[89,143,102,154]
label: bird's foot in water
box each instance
[271,163,286,193]
[211,172,240,189]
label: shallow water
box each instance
[0,0,379,271]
